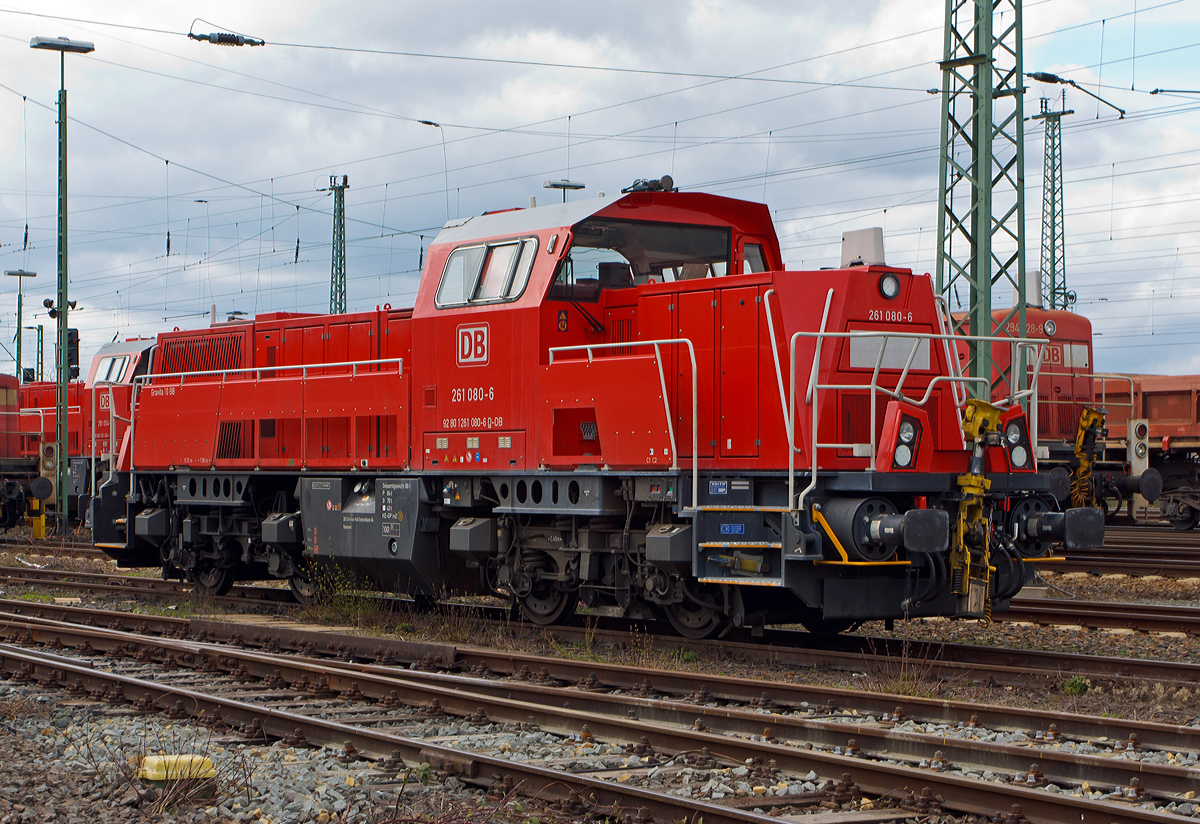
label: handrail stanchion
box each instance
[547,338,697,511]
[762,289,791,438]
[795,289,835,513]
[784,323,1044,513]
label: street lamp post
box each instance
[31,35,93,527]
[4,270,36,381]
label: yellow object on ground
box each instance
[137,754,217,782]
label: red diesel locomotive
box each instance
[91,182,1102,636]
[15,338,152,520]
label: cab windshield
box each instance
[550,218,731,301]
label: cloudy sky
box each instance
[0,0,1197,376]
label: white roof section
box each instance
[431,194,620,248]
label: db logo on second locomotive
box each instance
[457,323,489,366]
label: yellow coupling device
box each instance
[1070,406,1107,509]
[952,399,1003,623]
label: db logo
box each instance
[457,323,489,366]
[99,394,111,410]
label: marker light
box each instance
[878,274,901,299]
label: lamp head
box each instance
[30,36,95,54]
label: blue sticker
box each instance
[710,481,729,495]
[475,451,481,462]
[720,523,745,535]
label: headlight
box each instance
[1044,319,1057,337]
[1005,422,1022,445]
[1010,445,1028,468]
[894,444,912,467]
[1134,422,1148,440]
[878,274,901,300]
[1135,442,1148,459]
[899,420,916,444]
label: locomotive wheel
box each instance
[519,584,578,626]
[194,565,235,597]
[1170,511,1200,531]
[1169,489,1199,531]
[289,572,323,606]
[664,601,725,639]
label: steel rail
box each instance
[4,600,1200,759]
[0,621,1186,824]
[0,565,293,604]
[1003,598,1200,634]
[4,611,1197,799]
[0,643,777,824]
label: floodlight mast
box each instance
[30,35,94,529]
[543,179,586,203]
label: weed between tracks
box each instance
[859,626,948,697]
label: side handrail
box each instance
[130,354,405,471]
[789,326,1046,513]
[17,406,84,439]
[89,381,130,496]
[762,289,792,440]
[548,339,698,512]
[933,295,969,409]
[138,355,405,387]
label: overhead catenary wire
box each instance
[3,3,1196,365]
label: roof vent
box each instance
[840,227,885,268]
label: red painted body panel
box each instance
[124,192,983,481]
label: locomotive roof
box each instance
[93,338,154,358]
[430,190,776,249]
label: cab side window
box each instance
[436,237,538,307]
[743,243,767,274]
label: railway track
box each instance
[0,537,108,562]
[0,564,294,605]
[1051,526,1200,577]
[1002,598,1200,635]
[4,565,1200,687]
[0,602,1192,823]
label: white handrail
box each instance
[87,381,129,498]
[793,290,835,511]
[137,356,405,387]
[130,354,405,471]
[16,406,83,439]
[788,325,1047,513]
[762,289,791,439]
[548,339,698,511]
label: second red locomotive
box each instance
[91,182,1103,635]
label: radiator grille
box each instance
[159,332,244,376]
[215,421,245,459]
[610,317,633,356]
